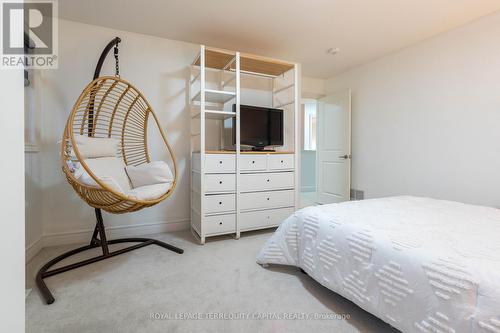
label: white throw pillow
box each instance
[80,157,132,193]
[73,134,119,159]
[125,161,173,189]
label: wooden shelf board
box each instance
[194,47,294,77]
[194,48,235,71]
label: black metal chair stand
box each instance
[36,208,183,304]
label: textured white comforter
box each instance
[256,196,500,333]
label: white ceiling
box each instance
[59,0,500,78]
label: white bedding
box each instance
[256,196,500,333]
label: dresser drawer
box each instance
[205,174,236,193]
[205,154,235,173]
[239,207,294,231]
[269,154,294,170]
[240,190,294,211]
[205,194,236,214]
[240,172,294,192]
[205,213,236,235]
[240,155,267,171]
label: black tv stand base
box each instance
[251,148,275,152]
[223,148,276,152]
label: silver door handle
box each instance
[339,154,351,159]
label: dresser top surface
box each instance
[201,150,294,155]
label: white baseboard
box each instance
[301,185,316,192]
[26,237,44,263]
[25,218,190,262]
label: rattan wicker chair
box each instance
[61,75,177,213]
[36,37,183,305]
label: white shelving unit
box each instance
[190,45,299,244]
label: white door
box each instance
[316,90,351,204]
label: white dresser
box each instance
[191,152,296,243]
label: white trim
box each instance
[301,98,319,104]
[301,185,316,192]
[25,237,43,263]
[25,218,190,261]
[43,218,190,247]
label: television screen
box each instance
[232,105,283,149]
[268,109,283,145]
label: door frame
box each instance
[298,98,320,207]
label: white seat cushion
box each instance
[126,182,172,201]
[79,173,125,194]
[125,161,173,188]
[79,157,132,193]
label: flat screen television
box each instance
[231,104,283,150]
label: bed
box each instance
[256,196,500,333]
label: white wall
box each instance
[31,19,295,249]
[0,70,25,331]
[302,77,325,99]
[326,12,500,207]
[300,150,316,192]
[25,153,43,258]
[25,70,44,260]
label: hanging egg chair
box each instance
[36,37,183,305]
[61,75,178,213]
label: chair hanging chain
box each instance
[114,43,120,77]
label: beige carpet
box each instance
[26,229,398,333]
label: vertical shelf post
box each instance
[235,52,241,239]
[200,45,206,244]
[293,64,300,210]
[189,58,193,241]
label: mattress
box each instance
[256,196,500,333]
